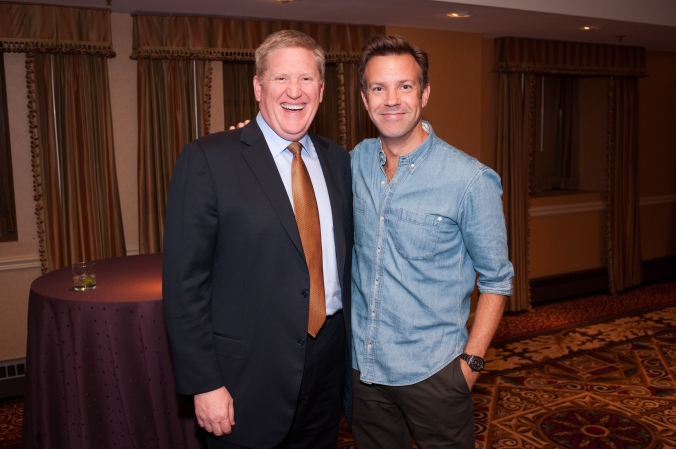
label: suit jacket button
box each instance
[301,290,309,298]
[297,337,306,346]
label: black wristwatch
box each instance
[459,353,485,372]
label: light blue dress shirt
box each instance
[256,113,342,315]
[350,121,514,386]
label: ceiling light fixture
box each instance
[276,0,299,3]
[447,11,473,18]
[579,25,602,31]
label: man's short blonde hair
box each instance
[255,30,325,79]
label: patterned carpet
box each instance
[494,281,676,342]
[3,281,676,448]
[0,399,21,449]
[475,304,676,448]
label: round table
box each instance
[22,254,205,449]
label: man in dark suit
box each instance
[163,30,353,449]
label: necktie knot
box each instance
[288,141,303,157]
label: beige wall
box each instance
[1,20,675,362]
[0,52,40,362]
[386,26,485,162]
[639,51,676,260]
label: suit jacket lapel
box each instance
[241,122,304,257]
[311,134,347,288]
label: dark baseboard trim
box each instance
[642,255,676,284]
[0,377,24,400]
[530,267,609,304]
[0,359,26,400]
[530,255,676,304]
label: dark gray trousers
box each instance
[351,357,474,449]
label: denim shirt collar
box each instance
[378,121,433,174]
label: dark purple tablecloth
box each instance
[22,254,205,449]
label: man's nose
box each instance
[384,89,400,106]
[286,79,302,98]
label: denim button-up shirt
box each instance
[350,122,514,386]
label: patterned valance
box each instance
[495,37,647,77]
[0,2,115,56]
[132,13,384,62]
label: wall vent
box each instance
[0,359,26,399]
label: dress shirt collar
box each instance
[256,113,315,159]
[378,121,432,174]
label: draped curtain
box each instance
[606,77,642,292]
[131,14,381,149]
[496,72,535,312]
[222,61,258,130]
[495,37,647,309]
[0,55,17,242]
[137,59,211,254]
[133,14,382,254]
[1,3,125,272]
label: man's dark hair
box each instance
[358,34,429,97]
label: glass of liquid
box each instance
[72,261,96,291]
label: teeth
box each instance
[282,104,304,111]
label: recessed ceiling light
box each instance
[579,25,602,31]
[447,11,473,18]
[276,0,299,3]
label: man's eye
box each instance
[274,77,288,83]
[401,84,413,91]
[372,87,384,93]
[300,77,314,84]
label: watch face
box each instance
[462,354,485,372]
[469,356,484,372]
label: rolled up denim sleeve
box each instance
[459,167,514,296]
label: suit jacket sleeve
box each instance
[163,141,224,395]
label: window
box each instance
[0,54,17,242]
[531,75,580,194]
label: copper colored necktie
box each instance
[288,141,326,338]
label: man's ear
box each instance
[253,76,262,102]
[319,79,325,103]
[361,90,368,109]
[421,83,431,108]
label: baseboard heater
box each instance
[530,255,676,304]
[0,359,25,399]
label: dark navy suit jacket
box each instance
[163,121,353,448]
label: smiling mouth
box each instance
[282,103,305,111]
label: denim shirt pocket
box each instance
[353,197,366,246]
[393,208,441,260]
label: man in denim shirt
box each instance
[350,35,514,448]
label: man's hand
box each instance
[461,293,507,392]
[228,119,250,130]
[194,386,235,436]
[459,359,480,391]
